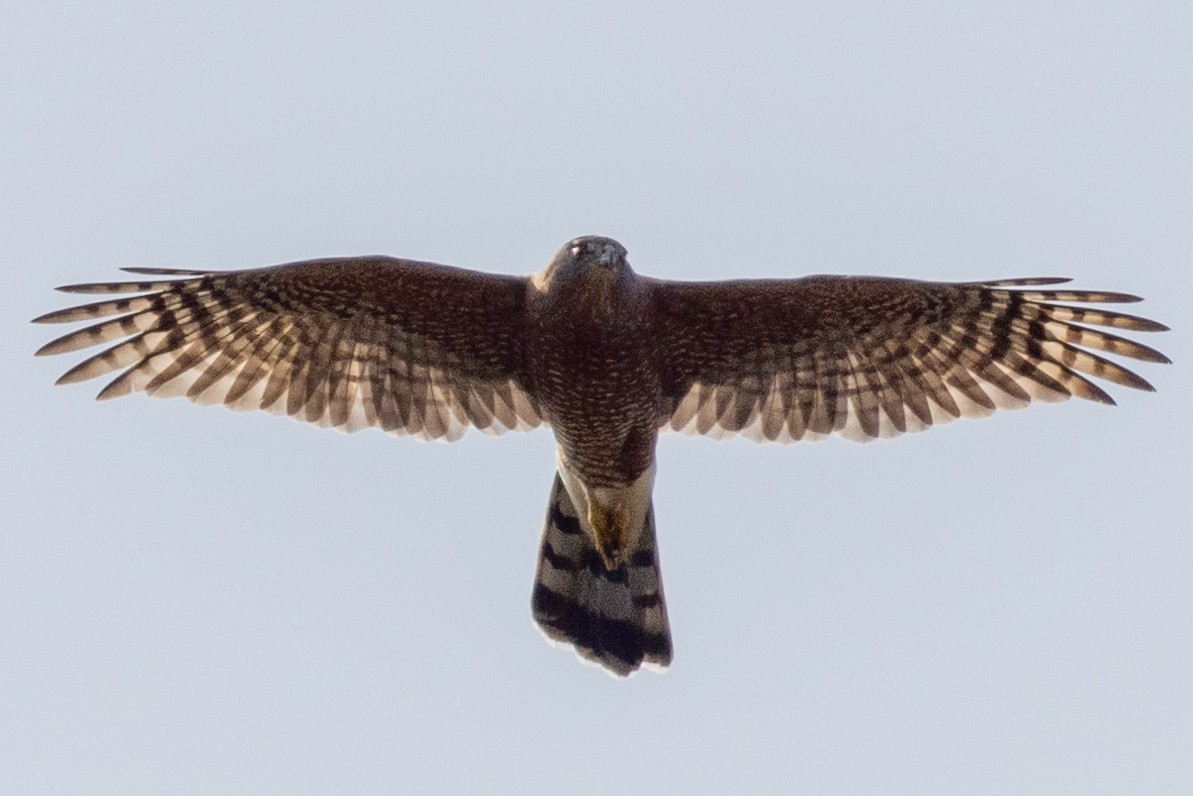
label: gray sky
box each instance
[3,3,1190,793]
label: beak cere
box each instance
[596,242,620,267]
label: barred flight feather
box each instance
[532,474,672,677]
[662,277,1169,444]
[35,240,1168,678]
[33,258,543,441]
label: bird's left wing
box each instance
[651,275,1168,443]
[35,257,542,440]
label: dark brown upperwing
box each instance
[650,275,1168,443]
[35,256,542,440]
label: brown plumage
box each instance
[34,235,1169,676]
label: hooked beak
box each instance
[595,242,621,267]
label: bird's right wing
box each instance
[34,257,543,440]
[651,275,1168,443]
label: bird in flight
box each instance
[34,236,1169,676]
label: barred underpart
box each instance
[35,244,1168,678]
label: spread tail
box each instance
[531,473,672,676]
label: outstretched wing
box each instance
[653,275,1169,443]
[34,257,542,440]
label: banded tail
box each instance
[531,473,672,676]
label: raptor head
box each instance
[531,236,634,294]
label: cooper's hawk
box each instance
[34,236,1169,676]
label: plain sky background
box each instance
[3,3,1190,793]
